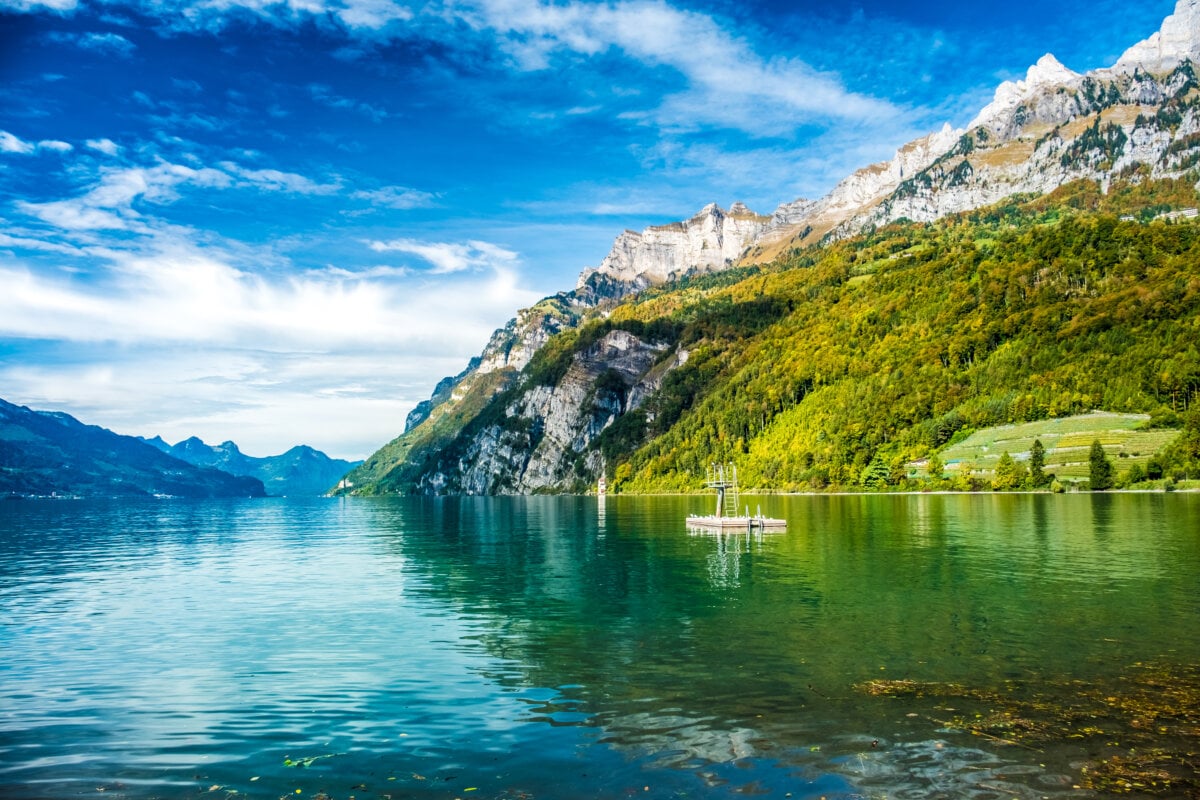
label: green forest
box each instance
[363,179,1200,494]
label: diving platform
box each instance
[687,513,787,532]
[688,463,786,533]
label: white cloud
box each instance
[80,31,136,56]
[4,0,896,138]
[18,162,231,231]
[86,138,121,156]
[0,131,36,154]
[368,237,519,273]
[350,185,436,209]
[457,0,897,136]
[218,162,342,194]
[0,237,539,457]
[45,30,137,57]
[16,158,345,232]
[0,0,77,11]
[1,131,76,155]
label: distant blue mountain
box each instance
[0,397,265,498]
[142,436,360,496]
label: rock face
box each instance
[747,124,963,262]
[969,54,1082,132]
[751,0,1200,256]
[415,329,683,495]
[853,60,1200,233]
[575,202,768,303]
[1114,0,1200,74]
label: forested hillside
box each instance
[359,179,1200,494]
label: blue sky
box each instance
[0,0,1176,459]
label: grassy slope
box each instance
[932,412,1179,481]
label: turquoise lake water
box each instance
[1,494,1198,799]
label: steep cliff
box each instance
[416,329,683,495]
[575,202,769,303]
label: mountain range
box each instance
[140,436,361,496]
[0,397,266,498]
[0,394,359,498]
[340,0,1200,495]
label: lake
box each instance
[2,493,1198,799]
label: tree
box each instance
[926,452,944,484]
[1089,439,1114,491]
[1029,439,1047,487]
[860,453,891,490]
[993,450,1028,491]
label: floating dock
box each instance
[687,513,787,532]
[687,463,786,532]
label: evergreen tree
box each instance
[860,453,891,490]
[1089,440,1114,491]
[1029,439,1047,487]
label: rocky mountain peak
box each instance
[1114,0,1200,74]
[573,202,768,298]
[970,53,1081,130]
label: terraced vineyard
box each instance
[934,412,1180,483]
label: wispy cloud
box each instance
[18,162,231,231]
[0,0,78,11]
[350,185,437,210]
[1,130,74,155]
[218,162,342,194]
[86,138,121,156]
[368,237,520,274]
[0,131,36,154]
[16,158,342,232]
[4,0,899,139]
[308,83,389,121]
[46,30,137,57]
[459,0,897,136]
[0,246,529,348]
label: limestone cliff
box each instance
[574,202,769,303]
[408,329,684,495]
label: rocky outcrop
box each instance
[969,54,1082,133]
[1113,0,1200,74]
[575,202,768,303]
[417,329,682,495]
[745,124,962,262]
[851,60,1200,232]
